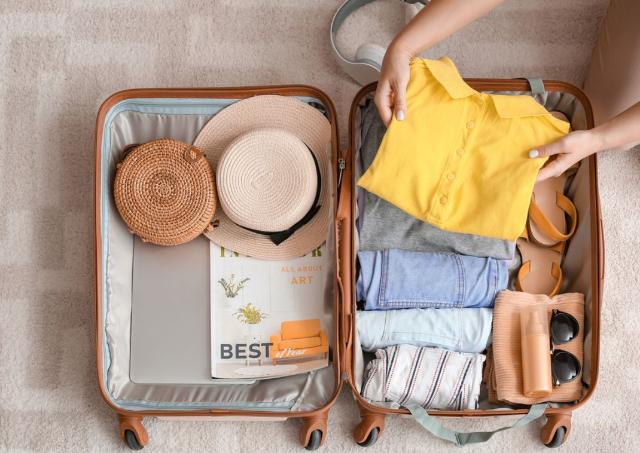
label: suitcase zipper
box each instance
[107,97,327,113]
[336,158,346,212]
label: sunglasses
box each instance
[549,310,581,386]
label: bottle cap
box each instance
[521,305,549,337]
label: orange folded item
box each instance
[488,290,584,404]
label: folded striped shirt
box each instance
[362,344,485,410]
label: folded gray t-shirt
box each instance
[357,100,515,260]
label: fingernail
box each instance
[529,149,539,158]
[396,110,405,121]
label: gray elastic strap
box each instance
[407,403,548,446]
[524,78,546,95]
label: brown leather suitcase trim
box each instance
[342,80,602,422]
[94,86,343,437]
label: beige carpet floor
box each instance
[2,0,638,452]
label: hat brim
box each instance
[193,95,332,260]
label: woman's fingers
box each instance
[529,137,566,159]
[537,153,581,181]
[392,77,409,121]
[375,80,394,126]
[531,131,594,180]
[376,80,408,125]
[536,160,564,181]
[376,47,412,126]
[532,138,570,181]
[375,78,409,126]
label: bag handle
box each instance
[407,403,548,446]
[330,0,428,85]
[516,77,546,96]
[183,145,204,163]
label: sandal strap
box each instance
[528,191,578,243]
[519,228,564,253]
[549,261,563,297]
[516,260,563,297]
[549,240,565,255]
[515,262,527,292]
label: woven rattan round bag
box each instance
[113,138,217,246]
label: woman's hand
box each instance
[373,0,508,125]
[374,44,413,126]
[532,102,640,180]
[530,130,601,181]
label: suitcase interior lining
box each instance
[98,97,337,412]
[352,89,595,410]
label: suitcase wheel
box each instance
[124,430,143,450]
[299,413,328,450]
[304,430,323,451]
[356,427,379,447]
[353,411,385,446]
[540,412,571,448]
[544,426,566,449]
[119,415,148,450]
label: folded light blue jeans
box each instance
[357,308,493,353]
[357,249,508,310]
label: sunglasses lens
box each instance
[551,311,579,344]
[551,350,581,385]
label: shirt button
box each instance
[440,195,448,205]
[457,148,464,156]
[466,121,475,129]
[447,172,455,181]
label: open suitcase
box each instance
[94,86,345,450]
[341,80,604,448]
[94,79,603,450]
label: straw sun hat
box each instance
[193,95,332,260]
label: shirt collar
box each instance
[422,57,478,99]
[422,57,553,119]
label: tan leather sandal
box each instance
[517,127,577,297]
[516,228,564,297]
[527,111,578,247]
[527,180,578,247]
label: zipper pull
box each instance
[337,158,346,189]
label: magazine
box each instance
[210,243,330,380]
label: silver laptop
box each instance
[130,236,213,384]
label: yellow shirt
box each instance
[357,57,570,241]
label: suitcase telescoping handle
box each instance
[407,404,548,446]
